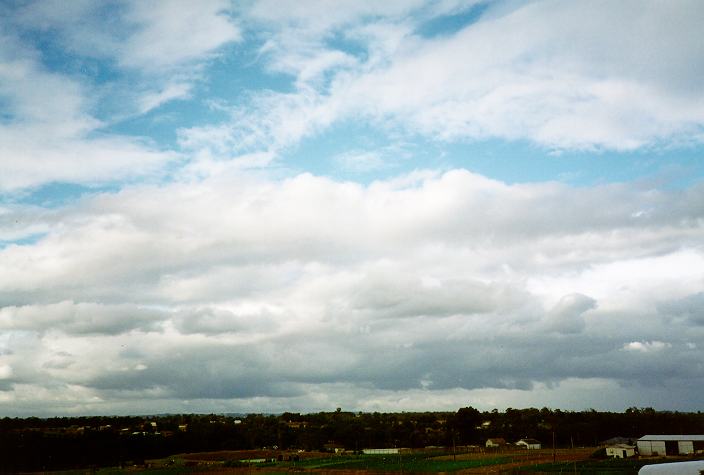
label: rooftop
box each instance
[638,435,704,441]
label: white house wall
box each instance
[606,447,635,458]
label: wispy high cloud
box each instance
[0,0,243,191]
[15,0,241,71]
[181,0,704,165]
[0,34,175,191]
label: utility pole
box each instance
[453,432,457,462]
[552,431,556,463]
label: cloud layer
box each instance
[1,170,703,414]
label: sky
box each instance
[0,0,703,417]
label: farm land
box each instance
[105,447,678,474]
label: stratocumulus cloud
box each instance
[1,170,703,414]
[0,0,702,415]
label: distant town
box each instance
[0,407,702,473]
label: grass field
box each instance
[287,453,512,472]
[515,456,699,474]
[54,448,703,474]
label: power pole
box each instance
[452,432,456,462]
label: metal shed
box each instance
[637,435,704,456]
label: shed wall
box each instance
[678,441,694,455]
[638,440,667,456]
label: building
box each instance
[363,448,402,455]
[606,444,636,458]
[324,443,346,453]
[486,438,506,448]
[602,436,635,446]
[516,438,542,450]
[637,435,704,456]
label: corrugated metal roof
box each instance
[518,438,541,444]
[638,434,704,441]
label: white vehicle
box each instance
[638,460,704,475]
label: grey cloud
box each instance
[87,342,303,400]
[543,293,596,334]
[41,351,75,370]
[657,292,704,325]
[172,306,279,335]
[348,272,519,319]
[3,299,703,410]
[0,301,167,335]
[0,170,702,412]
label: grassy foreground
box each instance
[290,453,511,472]
[515,456,698,474]
[56,448,700,474]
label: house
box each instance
[486,438,506,448]
[602,436,634,446]
[287,421,308,429]
[637,435,704,456]
[516,438,542,450]
[324,443,346,453]
[606,444,636,458]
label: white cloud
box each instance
[138,82,192,114]
[623,341,672,353]
[0,169,702,412]
[0,364,13,380]
[0,32,176,191]
[334,150,387,172]
[16,0,241,71]
[120,0,241,70]
[178,88,341,160]
[248,0,428,32]
[10,0,241,129]
[183,0,704,160]
[340,0,704,150]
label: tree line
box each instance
[0,407,702,472]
